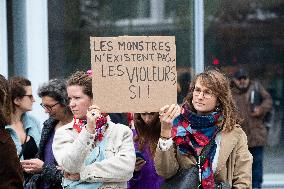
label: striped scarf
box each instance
[172,103,223,189]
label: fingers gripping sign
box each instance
[86,105,101,133]
[159,104,181,139]
[160,104,181,123]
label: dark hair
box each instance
[0,74,11,127]
[38,79,69,106]
[9,76,32,112]
[177,71,191,104]
[184,69,240,132]
[134,113,160,157]
[67,71,93,98]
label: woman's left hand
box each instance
[64,172,80,181]
[21,158,44,174]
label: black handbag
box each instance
[161,166,231,189]
[161,166,199,189]
[161,129,231,189]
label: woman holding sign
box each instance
[154,69,252,188]
[52,71,135,188]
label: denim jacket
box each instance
[5,113,41,159]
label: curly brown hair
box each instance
[134,113,160,158]
[67,71,93,98]
[0,75,11,128]
[184,69,240,132]
[9,76,32,112]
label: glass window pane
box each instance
[205,0,284,178]
[48,0,194,102]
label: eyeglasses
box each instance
[23,94,34,100]
[193,88,214,99]
[40,102,59,111]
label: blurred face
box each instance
[140,112,158,126]
[233,76,250,90]
[15,86,35,112]
[67,85,92,119]
[40,96,63,120]
[192,79,217,115]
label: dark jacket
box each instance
[232,80,272,147]
[34,118,63,189]
[0,127,24,189]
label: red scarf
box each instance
[73,116,87,133]
[73,113,108,141]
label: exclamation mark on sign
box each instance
[147,85,150,98]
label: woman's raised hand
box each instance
[86,105,101,134]
[159,104,181,138]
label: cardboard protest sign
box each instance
[90,36,176,113]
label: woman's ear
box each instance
[215,100,221,111]
[13,97,22,106]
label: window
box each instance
[205,0,284,176]
[48,0,194,79]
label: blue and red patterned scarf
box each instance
[172,103,223,189]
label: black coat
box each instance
[35,118,63,189]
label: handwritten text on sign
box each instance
[91,36,177,112]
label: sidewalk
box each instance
[262,140,284,189]
[263,174,284,189]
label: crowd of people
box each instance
[0,67,273,189]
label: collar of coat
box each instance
[214,125,243,175]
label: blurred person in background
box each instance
[5,76,41,185]
[6,77,41,159]
[21,79,73,189]
[0,74,24,189]
[128,112,163,189]
[231,68,272,189]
